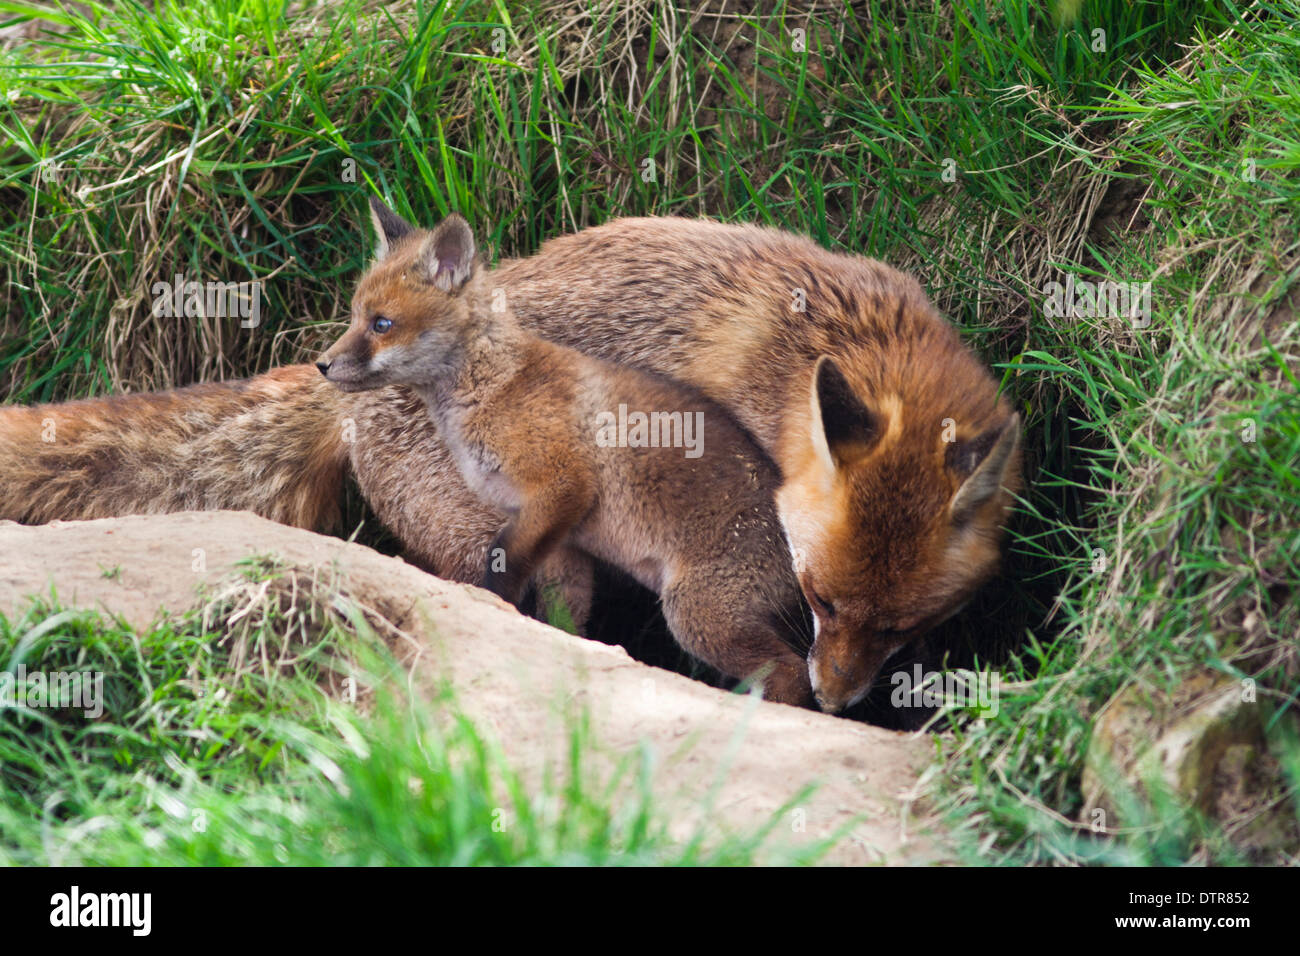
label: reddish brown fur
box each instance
[342,214,1020,711]
[4,213,1019,713]
[0,366,348,529]
[319,215,814,705]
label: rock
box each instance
[1083,669,1297,857]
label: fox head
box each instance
[317,199,484,392]
[776,357,1021,713]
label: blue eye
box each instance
[371,316,393,334]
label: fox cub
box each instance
[317,205,813,706]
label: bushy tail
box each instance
[0,365,350,530]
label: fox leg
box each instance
[533,547,594,635]
[480,477,595,607]
[365,459,593,632]
[659,576,813,708]
[358,443,594,631]
[348,393,595,627]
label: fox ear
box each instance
[809,356,877,473]
[419,214,476,292]
[369,197,415,262]
[948,413,1020,524]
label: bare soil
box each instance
[0,511,938,864]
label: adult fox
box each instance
[0,199,1020,713]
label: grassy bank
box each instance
[0,573,809,865]
[1,0,1296,863]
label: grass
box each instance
[0,568,817,865]
[0,0,1297,864]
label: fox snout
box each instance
[314,348,353,386]
[316,335,373,392]
[314,353,350,380]
[808,629,899,714]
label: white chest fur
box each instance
[432,403,521,513]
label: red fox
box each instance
[317,213,814,705]
[0,367,347,528]
[345,201,1021,713]
[0,201,1019,714]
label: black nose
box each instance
[315,360,331,376]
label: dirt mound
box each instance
[0,511,937,864]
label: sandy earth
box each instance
[0,511,938,864]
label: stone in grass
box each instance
[1082,669,1297,859]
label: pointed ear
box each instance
[369,197,415,261]
[948,413,1020,524]
[418,213,476,292]
[809,356,877,474]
